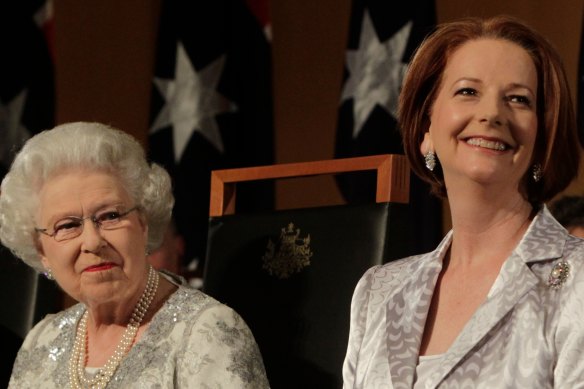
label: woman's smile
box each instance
[464,137,510,151]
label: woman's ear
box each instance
[40,253,50,271]
[136,210,148,235]
[35,237,45,256]
[35,238,50,270]
[420,131,434,155]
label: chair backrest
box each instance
[204,154,411,388]
[0,251,61,382]
[209,154,409,216]
[0,253,61,338]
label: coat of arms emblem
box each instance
[262,222,313,279]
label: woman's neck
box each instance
[84,281,146,328]
[82,275,177,368]
[445,181,534,268]
[85,274,177,330]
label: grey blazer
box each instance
[343,206,584,388]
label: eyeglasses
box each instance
[35,206,140,242]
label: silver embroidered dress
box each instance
[9,279,270,388]
[343,206,584,388]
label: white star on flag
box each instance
[0,90,30,168]
[150,42,237,162]
[341,11,412,139]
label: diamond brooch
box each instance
[548,261,570,289]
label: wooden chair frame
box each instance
[209,154,409,217]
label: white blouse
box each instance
[414,354,445,389]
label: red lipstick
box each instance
[84,263,116,272]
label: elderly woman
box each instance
[343,16,583,388]
[1,122,269,388]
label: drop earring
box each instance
[425,151,436,171]
[532,163,542,182]
[44,268,54,280]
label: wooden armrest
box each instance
[209,154,410,216]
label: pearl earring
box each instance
[44,268,54,280]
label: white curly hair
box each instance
[0,122,174,272]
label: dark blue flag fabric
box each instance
[149,0,274,276]
[335,0,442,254]
[0,1,56,384]
[0,0,54,177]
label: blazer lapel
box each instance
[428,206,564,387]
[386,233,451,388]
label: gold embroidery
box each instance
[262,223,313,279]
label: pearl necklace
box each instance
[69,266,159,389]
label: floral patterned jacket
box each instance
[9,276,269,388]
[343,206,584,388]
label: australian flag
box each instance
[0,0,54,177]
[0,0,55,383]
[335,0,442,254]
[149,0,274,274]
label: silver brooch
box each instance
[548,261,570,289]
